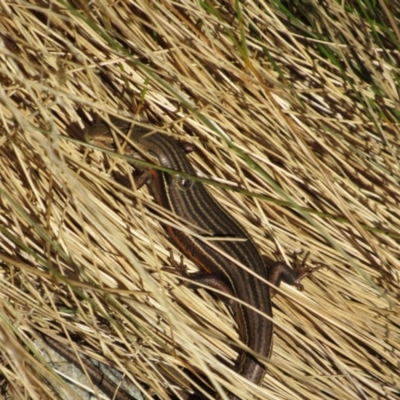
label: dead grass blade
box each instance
[0,0,399,399]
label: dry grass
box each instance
[0,0,399,399]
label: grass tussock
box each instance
[0,1,399,399]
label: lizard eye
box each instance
[147,149,158,159]
[173,175,194,191]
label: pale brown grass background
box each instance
[0,1,399,399]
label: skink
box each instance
[87,120,316,399]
